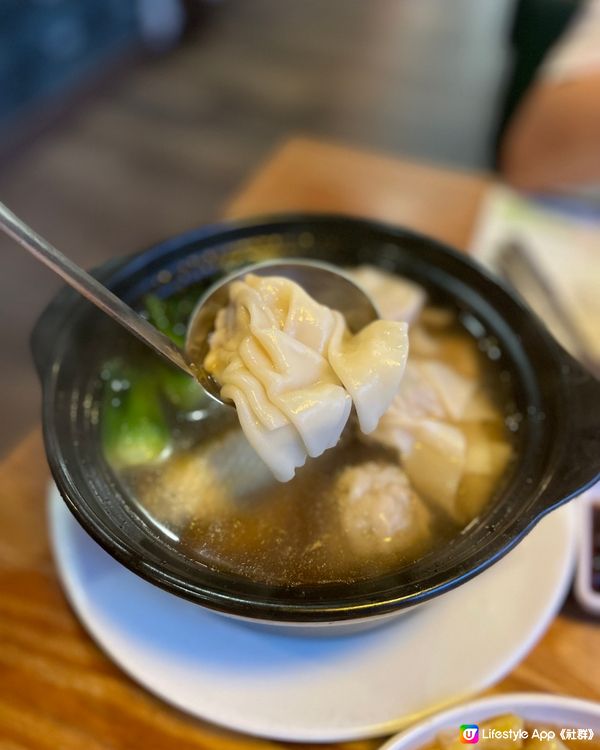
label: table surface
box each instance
[1,137,598,750]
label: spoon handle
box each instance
[0,201,195,377]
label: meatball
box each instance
[334,462,432,556]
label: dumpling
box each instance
[409,323,441,357]
[400,420,467,520]
[462,422,513,476]
[349,265,426,323]
[377,359,476,425]
[203,274,409,481]
[367,358,477,520]
[328,312,409,434]
[416,360,476,421]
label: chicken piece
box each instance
[334,462,431,556]
[349,265,426,323]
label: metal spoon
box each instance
[0,202,378,404]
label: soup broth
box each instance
[101,268,519,586]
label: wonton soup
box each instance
[101,266,519,586]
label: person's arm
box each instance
[500,0,600,192]
[500,72,600,191]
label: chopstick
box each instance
[497,240,600,378]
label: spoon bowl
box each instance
[184,258,380,404]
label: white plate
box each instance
[380,692,600,750]
[49,486,576,743]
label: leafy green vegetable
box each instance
[143,291,206,409]
[159,366,205,410]
[101,286,212,467]
[102,363,171,468]
[144,293,191,348]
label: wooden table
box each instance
[1,138,598,750]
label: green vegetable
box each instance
[143,292,206,410]
[102,364,171,468]
[144,294,187,347]
[159,365,206,411]
[101,286,213,468]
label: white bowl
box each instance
[381,694,600,750]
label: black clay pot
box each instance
[32,215,600,623]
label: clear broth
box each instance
[104,299,519,586]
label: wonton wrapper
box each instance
[349,265,426,323]
[205,274,408,481]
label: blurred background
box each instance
[0,0,591,456]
